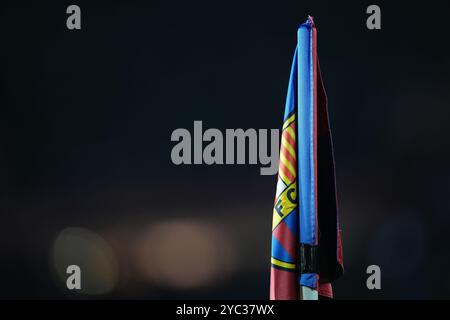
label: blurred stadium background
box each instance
[1,0,450,299]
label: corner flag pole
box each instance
[300,286,318,300]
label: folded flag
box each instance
[270,16,344,300]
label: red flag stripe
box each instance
[281,145,296,168]
[272,221,297,260]
[279,161,295,182]
[282,129,296,147]
[270,267,297,300]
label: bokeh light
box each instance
[52,227,119,295]
[132,219,237,289]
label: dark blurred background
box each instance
[1,0,450,299]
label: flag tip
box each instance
[307,15,315,26]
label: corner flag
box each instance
[270,16,344,300]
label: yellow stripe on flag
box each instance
[281,139,296,159]
[280,153,296,178]
[285,126,296,141]
[271,257,296,270]
[282,114,296,130]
